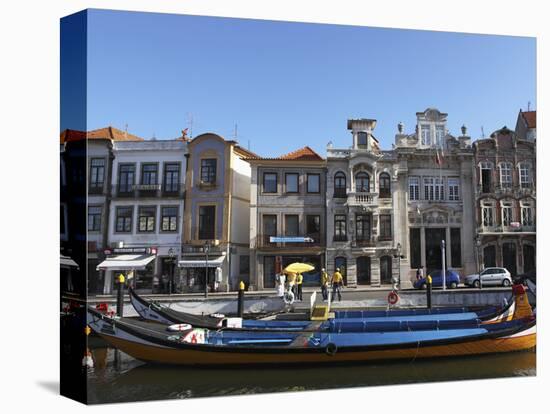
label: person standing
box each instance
[320,268,329,301]
[275,273,285,297]
[331,268,343,302]
[416,267,423,281]
[286,272,297,298]
[296,273,303,301]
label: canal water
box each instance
[87,344,535,404]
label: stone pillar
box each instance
[371,258,381,286]
[420,227,426,271]
[446,226,452,268]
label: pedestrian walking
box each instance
[296,273,303,301]
[320,268,329,301]
[275,273,285,297]
[331,268,344,302]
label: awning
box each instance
[60,255,79,269]
[96,254,156,271]
[178,256,225,268]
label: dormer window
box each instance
[357,132,368,147]
[435,125,445,147]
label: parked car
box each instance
[464,267,512,288]
[413,269,461,289]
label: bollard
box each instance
[116,274,125,317]
[238,280,245,318]
[426,275,432,309]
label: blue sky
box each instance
[71,9,536,157]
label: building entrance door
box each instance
[502,242,517,276]
[356,256,371,285]
[523,244,535,273]
[425,228,446,274]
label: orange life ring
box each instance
[388,291,399,305]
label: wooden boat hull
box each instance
[88,308,535,366]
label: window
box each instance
[410,228,421,269]
[421,124,431,145]
[499,163,512,188]
[263,215,277,244]
[448,177,460,201]
[307,174,320,193]
[306,215,321,242]
[263,256,276,288]
[450,228,461,267]
[501,202,512,227]
[138,206,156,232]
[88,206,102,232]
[357,132,368,147]
[161,206,178,232]
[424,177,434,200]
[379,173,391,198]
[435,125,445,147]
[285,173,299,193]
[90,158,105,189]
[334,215,347,241]
[285,215,299,237]
[521,202,534,226]
[380,256,393,284]
[163,163,180,193]
[519,163,531,188]
[239,255,250,275]
[200,159,217,184]
[355,172,369,193]
[480,162,493,193]
[356,214,371,241]
[115,206,133,233]
[409,177,419,201]
[481,202,495,227]
[434,177,444,201]
[118,164,135,193]
[141,163,158,185]
[198,206,216,239]
[334,172,347,197]
[379,214,392,240]
[263,172,278,193]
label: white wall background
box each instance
[2,1,548,414]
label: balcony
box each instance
[354,237,375,247]
[347,192,378,206]
[113,184,185,198]
[478,224,536,234]
[333,188,347,199]
[333,235,348,242]
[88,184,106,195]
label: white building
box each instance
[100,139,187,294]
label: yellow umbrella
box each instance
[284,263,315,274]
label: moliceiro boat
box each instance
[127,286,517,332]
[87,286,535,366]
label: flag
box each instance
[434,147,445,166]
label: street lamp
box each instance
[168,247,175,295]
[441,239,446,291]
[476,236,482,289]
[204,241,211,298]
[393,242,403,289]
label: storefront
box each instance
[261,254,323,289]
[97,247,157,294]
[178,255,225,293]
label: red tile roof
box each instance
[521,111,536,128]
[278,146,324,161]
[60,126,145,144]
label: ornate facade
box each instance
[473,110,536,276]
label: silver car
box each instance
[464,267,512,287]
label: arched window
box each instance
[334,172,346,198]
[379,172,391,198]
[355,172,370,193]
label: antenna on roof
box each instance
[233,123,238,141]
[481,126,485,138]
[124,123,128,140]
[186,113,194,139]
[152,132,156,141]
[248,139,250,150]
[527,101,531,111]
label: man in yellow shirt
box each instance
[331,268,344,302]
[320,268,329,301]
[296,273,303,301]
